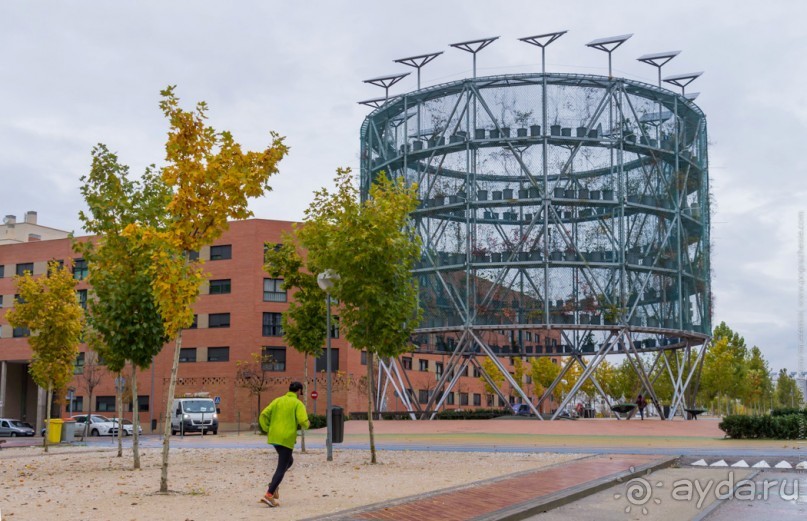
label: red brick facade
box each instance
[0,219,560,431]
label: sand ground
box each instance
[0,443,580,521]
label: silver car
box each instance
[0,418,36,437]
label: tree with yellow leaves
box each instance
[6,261,83,452]
[127,86,288,493]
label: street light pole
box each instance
[317,269,340,462]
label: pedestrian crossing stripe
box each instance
[709,459,728,467]
[730,460,749,467]
[692,459,707,466]
[774,461,792,469]
[752,461,770,468]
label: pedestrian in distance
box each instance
[636,393,647,420]
[258,381,310,507]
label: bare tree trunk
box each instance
[131,363,141,470]
[160,333,183,493]
[367,352,376,464]
[84,390,92,440]
[43,383,52,453]
[301,353,308,453]
[116,371,123,457]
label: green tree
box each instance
[530,357,561,401]
[298,168,420,464]
[610,357,640,403]
[264,233,327,452]
[479,357,506,396]
[6,261,84,452]
[746,346,773,410]
[775,369,804,408]
[76,144,170,469]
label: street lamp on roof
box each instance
[317,269,340,462]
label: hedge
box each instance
[719,413,807,439]
[770,407,807,418]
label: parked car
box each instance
[512,404,535,417]
[110,418,142,436]
[0,418,36,437]
[72,415,119,436]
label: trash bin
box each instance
[61,420,77,442]
[662,405,671,418]
[330,406,344,444]
[584,406,595,419]
[46,418,64,444]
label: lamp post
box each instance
[317,269,340,462]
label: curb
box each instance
[475,455,678,521]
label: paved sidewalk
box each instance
[308,453,675,521]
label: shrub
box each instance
[770,407,807,417]
[719,413,807,439]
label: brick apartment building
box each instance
[0,214,557,432]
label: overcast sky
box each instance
[1,1,805,374]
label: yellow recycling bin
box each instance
[45,418,64,444]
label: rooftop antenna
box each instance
[449,37,499,78]
[363,72,411,101]
[663,71,703,96]
[586,34,633,78]
[637,51,680,88]
[394,52,443,90]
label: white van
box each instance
[170,398,219,435]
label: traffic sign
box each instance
[311,390,319,400]
[214,396,221,404]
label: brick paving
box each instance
[310,453,674,521]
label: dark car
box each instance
[0,418,36,437]
[513,404,535,417]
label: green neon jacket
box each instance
[259,392,310,449]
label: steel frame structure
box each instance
[360,71,711,419]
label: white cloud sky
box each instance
[1,0,804,373]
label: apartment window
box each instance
[76,289,88,309]
[0,295,3,307]
[13,327,29,338]
[179,348,197,363]
[73,259,88,280]
[329,316,340,339]
[419,359,429,372]
[402,357,412,370]
[418,390,429,404]
[188,315,198,329]
[473,366,481,378]
[462,366,469,378]
[96,396,116,412]
[361,351,367,365]
[66,396,83,413]
[187,250,199,261]
[262,347,286,371]
[263,278,286,302]
[208,313,230,328]
[435,362,444,378]
[0,265,4,278]
[460,393,469,406]
[209,279,231,295]
[315,349,339,372]
[16,263,33,276]
[473,393,482,406]
[446,392,455,405]
[498,397,506,407]
[262,312,283,336]
[210,245,232,260]
[486,394,494,406]
[74,352,85,374]
[207,347,229,362]
[129,396,150,412]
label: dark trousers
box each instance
[638,407,645,420]
[268,444,294,494]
